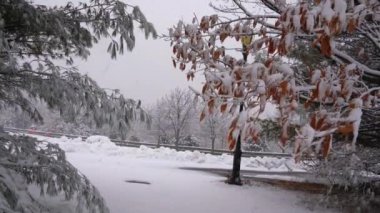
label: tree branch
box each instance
[232,0,279,30]
[332,49,380,78]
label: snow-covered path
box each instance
[30,135,334,213]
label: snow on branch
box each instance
[167,0,380,162]
[333,49,380,77]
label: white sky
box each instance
[35,0,217,105]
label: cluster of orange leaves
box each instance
[294,112,333,163]
[198,59,301,150]
[305,65,361,108]
[273,0,359,57]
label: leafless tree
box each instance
[153,88,196,148]
[199,112,231,151]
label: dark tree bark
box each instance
[227,133,242,185]
[227,103,244,185]
[211,138,215,154]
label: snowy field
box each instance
[29,135,334,213]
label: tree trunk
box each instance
[227,103,244,185]
[211,137,215,154]
[227,133,242,185]
[174,130,180,149]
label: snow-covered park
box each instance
[25,134,334,213]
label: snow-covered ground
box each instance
[29,135,334,213]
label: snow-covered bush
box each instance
[0,133,109,212]
[179,135,200,147]
[85,135,112,144]
[306,145,380,211]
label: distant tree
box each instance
[167,0,380,187]
[0,0,156,211]
[202,114,218,151]
[153,88,196,148]
[199,110,230,151]
[124,111,153,142]
[152,101,172,144]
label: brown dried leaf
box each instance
[200,16,210,32]
[277,40,287,55]
[220,103,228,113]
[180,63,186,71]
[347,18,357,33]
[264,58,273,68]
[212,50,221,60]
[268,38,276,54]
[200,110,206,122]
[320,34,332,57]
[321,135,332,159]
[220,32,228,43]
[210,14,218,27]
[234,89,243,98]
[275,20,281,27]
[251,129,259,144]
[202,84,208,94]
[234,68,242,81]
[208,99,215,114]
[279,80,289,95]
[300,13,308,32]
[310,113,317,129]
[329,16,340,35]
[227,127,236,150]
[338,123,354,135]
[316,117,326,131]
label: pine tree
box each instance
[0,134,109,212]
[0,0,156,211]
[0,0,156,138]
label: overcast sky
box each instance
[35,0,218,105]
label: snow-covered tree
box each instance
[152,88,197,148]
[198,109,231,151]
[0,0,156,138]
[0,0,156,211]
[167,0,380,185]
[0,133,109,212]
